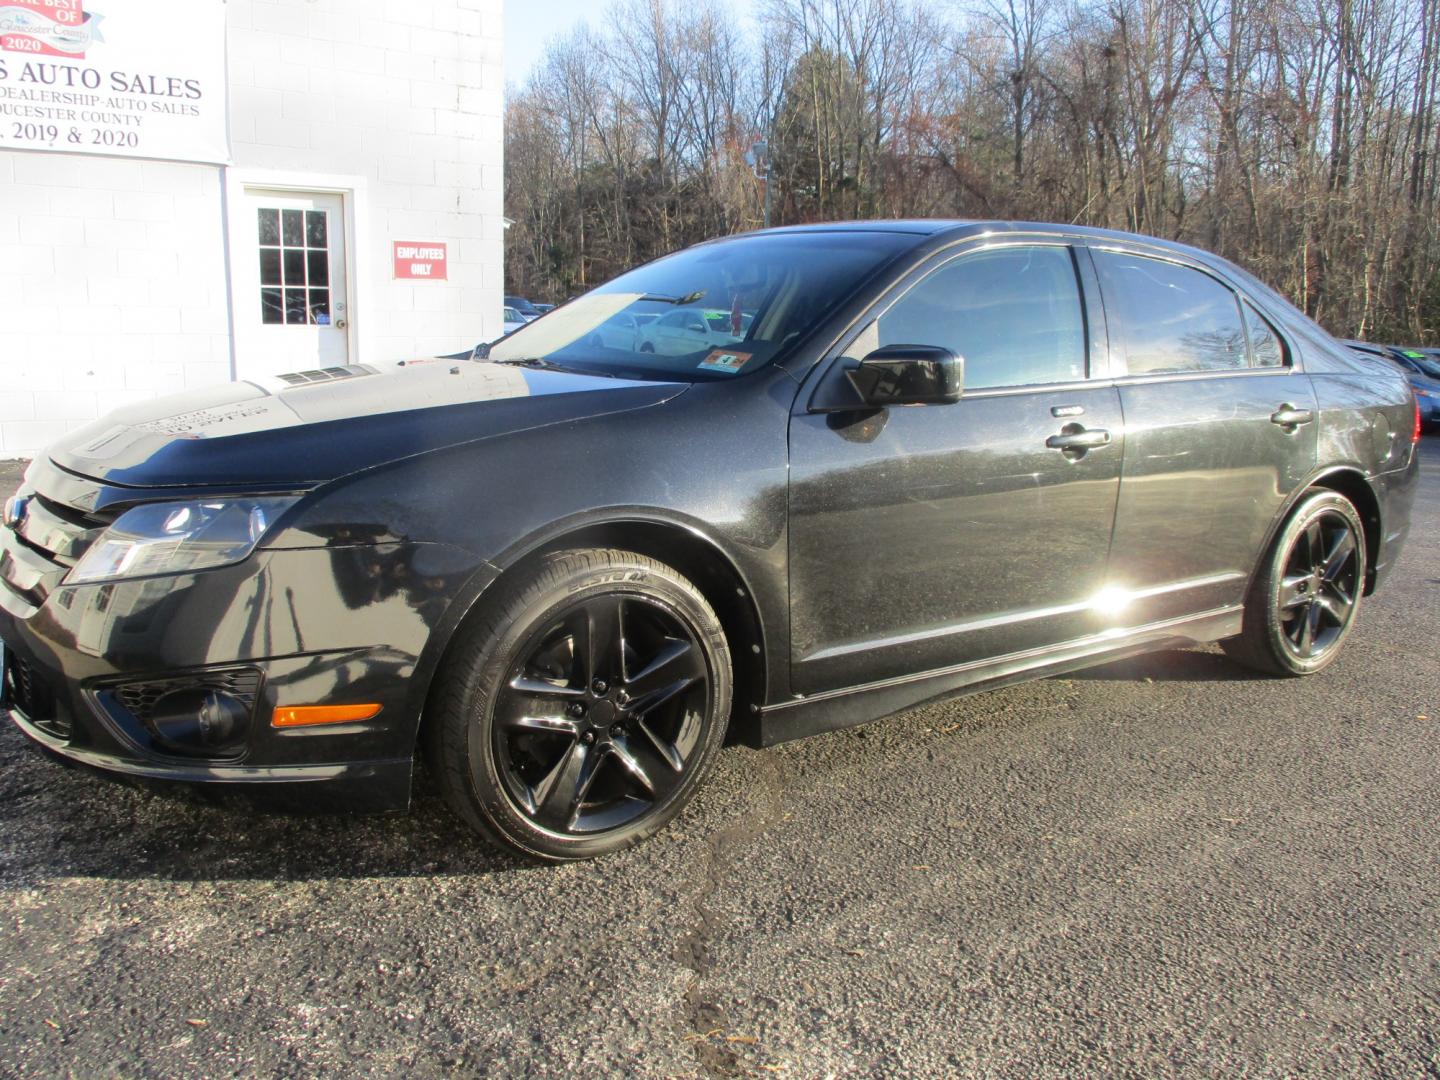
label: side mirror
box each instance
[846,345,963,407]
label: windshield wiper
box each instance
[493,357,620,378]
[638,290,707,305]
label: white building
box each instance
[0,0,505,458]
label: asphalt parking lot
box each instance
[1,441,1437,1078]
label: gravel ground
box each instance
[0,442,1438,1078]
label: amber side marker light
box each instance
[272,704,383,728]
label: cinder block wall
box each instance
[0,0,504,458]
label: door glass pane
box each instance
[260,288,283,324]
[1094,251,1247,374]
[283,249,306,286]
[1243,300,1286,367]
[285,288,308,325]
[305,210,328,248]
[259,248,282,286]
[875,246,1086,389]
[256,201,337,331]
[257,208,280,245]
[307,249,329,287]
[282,209,304,247]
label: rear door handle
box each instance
[1270,405,1314,427]
[1046,427,1111,451]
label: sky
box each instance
[503,0,598,89]
[503,0,755,92]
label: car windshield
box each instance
[487,232,915,381]
[1403,352,1440,379]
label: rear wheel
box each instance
[1222,490,1366,676]
[427,549,731,860]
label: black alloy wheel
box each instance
[428,549,731,860]
[1223,490,1366,676]
[1274,510,1361,661]
[494,593,710,834]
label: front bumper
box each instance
[1,511,478,809]
[5,691,413,808]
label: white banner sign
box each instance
[0,0,228,163]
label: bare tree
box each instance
[504,0,1440,343]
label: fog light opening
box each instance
[150,688,251,756]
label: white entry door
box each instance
[237,188,350,380]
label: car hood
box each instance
[47,361,687,489]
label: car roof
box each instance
[734,219,1271,266]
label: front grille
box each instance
[2,476,114,607]
[3,646,69,740]
[113,668,263,728]
[12,492,110,568]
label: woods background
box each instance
[504,0,1440,344]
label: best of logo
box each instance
[0,0,104,59]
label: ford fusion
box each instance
[0,222,1420,861]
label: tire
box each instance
[1222,490,1366,676]
[639,342,655,353]
[427,548,732,861]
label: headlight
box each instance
[66,497,300,586]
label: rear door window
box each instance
[1094,250,1248,375]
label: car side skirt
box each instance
[755,605,1243,747]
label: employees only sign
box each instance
[0,0,228,163]
[393,242,448,280]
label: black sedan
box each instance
[0,222,1420,860]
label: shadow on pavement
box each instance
[0,730,541,884]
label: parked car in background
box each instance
[584,311,643,351]
[636,307,753,356]
[504,295,542,321]
[1390,348,1440,380]
[502,306,527,336]
[1,221,1420,862]
[1394,350,1440,432]
[533,303,556,314]
[1346,341,1440,430]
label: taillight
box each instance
[1415,393,1424,445]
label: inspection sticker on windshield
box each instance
[699,350,752,374]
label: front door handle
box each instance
[1270,405,1314,428]
[1046,426,1112,452]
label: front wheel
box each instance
[1222,490,1366,676]
[427,549,732,860]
